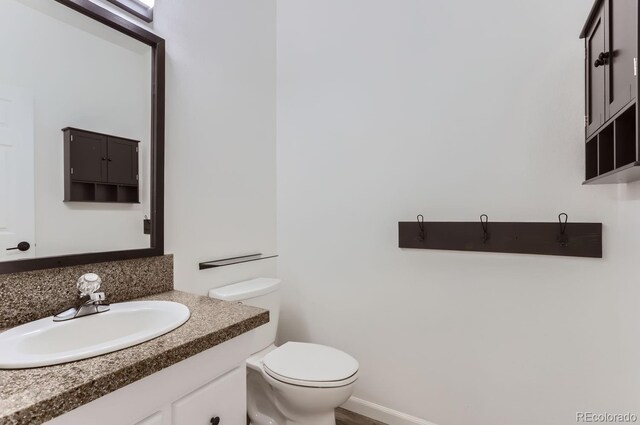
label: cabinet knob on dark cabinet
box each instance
[209,417,220,425]
[594,51,610,67]
[6,242,30,252]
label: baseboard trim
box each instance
[341,397,438,425]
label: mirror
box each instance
[0,0,165,272]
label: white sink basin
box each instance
[0,300,190,369]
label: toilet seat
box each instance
[262,342,359,388]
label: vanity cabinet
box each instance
[134,412,165,425]
[63,128,139,202]
[172,366,245,424]
[581,0,640,184]
[44,331,253,425]
[132,367,245,425]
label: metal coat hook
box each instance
[557,213,569,247]
[417,214,425,241]
[480,214,489,243]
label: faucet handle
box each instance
[77,273,102,297]
[89,292,106,302]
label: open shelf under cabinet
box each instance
[584,102,639,185]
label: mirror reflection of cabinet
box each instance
[0,0,163,270]
[63,128,139,203]
[581,0,639,184]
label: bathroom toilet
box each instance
[209,278,359,425]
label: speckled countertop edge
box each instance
[0,290,269,425]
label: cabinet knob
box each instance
[594,51,610,67]
[6,242,30,252]
[210,417,220,425]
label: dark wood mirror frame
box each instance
[0,0,165,275]
[106,0,153,23]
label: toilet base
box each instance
[287,412,336,425]
[250,413,336,425]
[247,360,355,425]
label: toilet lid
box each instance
[263,342,359,387]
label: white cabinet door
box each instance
[0,85,35,261]
[135,411,165,425]
[172,366,246,425]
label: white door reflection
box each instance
[0,85,35,261]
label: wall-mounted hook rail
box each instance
[398,215,602,258]
[199,253,278,270]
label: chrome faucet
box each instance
[53,273,110,322]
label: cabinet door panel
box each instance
[134,411,164,425]
[607,0,637,117]
[70,131,107,182]
[587,6,606,137]
[107,137,139,185]
[172,366,246,425]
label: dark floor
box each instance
[336,408,388,425]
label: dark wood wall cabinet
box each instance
[63,127,140,203]
[581,0,639,184]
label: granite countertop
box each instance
[0,290,269,425]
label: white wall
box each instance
[0,0,151,258]
[277,1,640,425]
[152,0,278,295]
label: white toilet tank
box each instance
[209,278,281,354]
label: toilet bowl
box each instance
[209,278,359,425]
[247,343,359,425]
